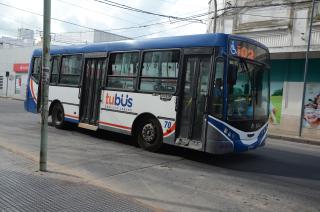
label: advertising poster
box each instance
[15,75,21,94]
[269,82,283,124]
[303,83,320,129]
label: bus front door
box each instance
[176,55,211,150]
[79,58,106,129]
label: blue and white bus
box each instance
[25,33,270,154]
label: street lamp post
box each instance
[299,0,317,137]
[213,0,217,33]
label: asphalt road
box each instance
[0,98,319,212]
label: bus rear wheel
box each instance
[137,118,163,152]
[52,103,66,129]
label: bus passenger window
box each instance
[210,58,224,118]
[31,57,41,82]
[139,50,179,93]
[50,56,60,84]
[59,55,82,85]
[106,52,139,90]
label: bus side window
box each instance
[31,57,41,82]
[210,58,224,118]
[59,55,82,85]
[50,56,60,84]
[106,52,139,90]
[139,50,179,93]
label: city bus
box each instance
[25,33,270,154]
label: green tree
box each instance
[272,89,283,96]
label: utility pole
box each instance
[299,0,316,137]
[40,0,51,171]
[213,0,217,33]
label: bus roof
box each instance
[32,33,267,56]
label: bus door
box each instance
[176,53,212,150]
[79,57,106,129]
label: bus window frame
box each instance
[49,55,61,86]
[137,48,182,95]
[209,56,225,119]
[104,50,140,92]
[82,52,108,90]
[30,56,41,83]
[58,53,84,88]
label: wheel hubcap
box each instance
[142,123,156,143]
[55,109,63,125]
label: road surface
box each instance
[0,98,319,212]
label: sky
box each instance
[0,0,209,42]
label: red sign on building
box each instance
[13,63,29,73]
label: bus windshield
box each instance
[227,58,269,132]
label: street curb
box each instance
[0,96,24,101]
[268,134,320,146]
[11,98,24,101]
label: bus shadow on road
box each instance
[66,126,320,182]
[161,143,320,182]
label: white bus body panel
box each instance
[49,86,80,122]
[99,90,177,143]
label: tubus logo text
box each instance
[106,93,133,108]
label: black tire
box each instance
[136,117,163,152]
[52,103,66,129]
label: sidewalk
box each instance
[0,147,154,212]
[268,129,320,146]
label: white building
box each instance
[207,0,320,139]
[52,30,130,45]
[0,46,39,99]
[0,28,35,48]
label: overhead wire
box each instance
[0,0,317,41]
[54,0,141,25]
[93,0,204,23]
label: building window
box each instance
[31,57,41,82]
[50,56,60,84]
[59,55,82,85]
[139,50,180,93]
[0,76,3,90]
[106,52,139,90]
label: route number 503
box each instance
[237,46,255,60]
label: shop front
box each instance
[269,53,320,140]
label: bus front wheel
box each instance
[137,118,163,152]
[52,103,66,129]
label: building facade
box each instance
[52,30,130,45]
[207,0,320,139]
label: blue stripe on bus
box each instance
[64,117,80,124]
[24,82,37,113]
[207,116,267,153]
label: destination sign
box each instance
[229,39,268,63]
